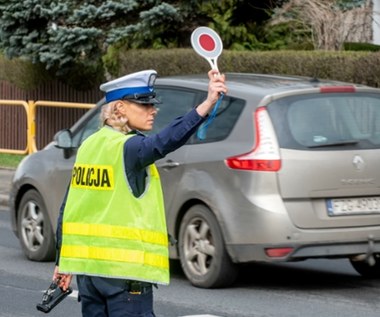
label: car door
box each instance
[153,87,200,237]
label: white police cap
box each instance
[100,69,161,104]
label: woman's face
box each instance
[120,100,158,131]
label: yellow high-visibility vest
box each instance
[59,126,169,285]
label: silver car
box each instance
[9,73,380,288]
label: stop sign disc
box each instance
[191,26,223,71]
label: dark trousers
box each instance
[76,275,156,317]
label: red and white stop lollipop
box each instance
[191,26,223,73]
[191,27,224,140]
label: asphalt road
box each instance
[2,205,380,317]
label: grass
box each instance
[0,153,26,168]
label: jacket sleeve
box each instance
[124,108,205,171]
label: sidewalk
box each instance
[0,168,15,207]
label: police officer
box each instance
[52,68,227,317]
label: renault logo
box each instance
[352,155,365,171]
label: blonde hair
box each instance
[100,101,130,133]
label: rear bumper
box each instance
[227,236,380,263]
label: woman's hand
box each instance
[53,265,73,291]
[196,69,228,117]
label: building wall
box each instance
[373,0,380,44]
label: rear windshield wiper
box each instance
[307,139,359,148]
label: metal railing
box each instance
[0,100,29,155]
[0,100,95,155]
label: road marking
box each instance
[179,315,223,317]
[69,290,79,298]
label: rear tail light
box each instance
[225,107,281,171]
[265,247,293,258]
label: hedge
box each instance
[109,49,380,88]
[2,49,380,91]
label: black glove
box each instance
[36,280,73,313]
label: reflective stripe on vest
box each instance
[59,127,169,284]
[63,223,168,246]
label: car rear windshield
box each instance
[267,92,380,150]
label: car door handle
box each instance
[160,160,180,169]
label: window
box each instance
[71,107,102,147]
[268,93,380,150]
[151,87,198,134]
[154,88,244,143]
[191,95,245,143]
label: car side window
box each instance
[191,95,245,143]
[71,107,102,147]
[151,88,198,134]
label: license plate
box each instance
[326,197,380,216]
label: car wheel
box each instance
[178,204,238,288]
[17,189,56,261]
[350,255,380,278]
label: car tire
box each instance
[17,189,56,261]
[178,204,238,288]
[350,255,380,278]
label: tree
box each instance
[0,0,289,81]
[0,0,186,74]
[269,0,372,50]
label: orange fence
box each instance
[0,100,95,155]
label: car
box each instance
[9,72,380,288]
